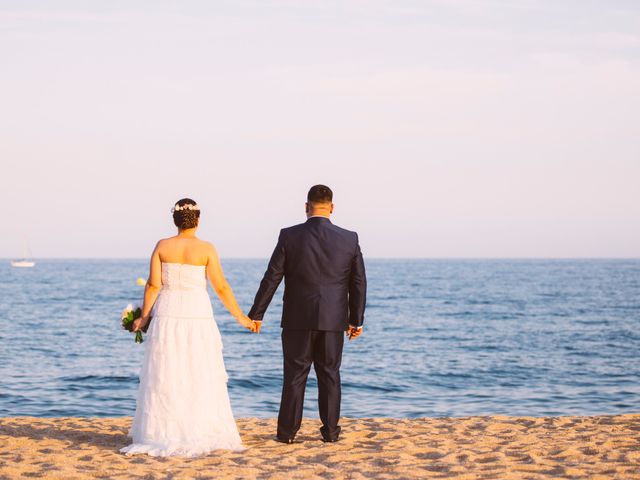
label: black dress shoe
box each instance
[275,436,296,444]
[321,437,339,443]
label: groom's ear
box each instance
[305,202,310,214]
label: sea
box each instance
[1,259,638,419]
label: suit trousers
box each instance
[277,329,344,440]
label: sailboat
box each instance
[11,241,35,268]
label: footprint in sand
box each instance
[421,463,450,473]
[416,451,446,460]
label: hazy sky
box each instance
[1,1,639,258]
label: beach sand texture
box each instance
[0,415,639,479]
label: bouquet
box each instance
[121,304,150,344]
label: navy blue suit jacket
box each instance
[248,217,367,331]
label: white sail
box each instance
[11,240,35,268]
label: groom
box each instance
[249,185,367,443]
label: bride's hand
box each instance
[132,317,148,332]
[237,315,257,332]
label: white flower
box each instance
[171,203,199,212]
[121,303,134,319]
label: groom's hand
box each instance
[253,320,262,334]
[346,325,363,341]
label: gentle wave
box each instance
[1,259,639,418]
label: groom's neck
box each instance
[306,201,333,219]
[307,209,331,219]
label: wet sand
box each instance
[1,415,639,479]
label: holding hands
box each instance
[237,314,259,333]
[237,317,360,337]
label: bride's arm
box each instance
[133,242,162,331]
[206,244,256,331]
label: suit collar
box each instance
[306,216,332,223]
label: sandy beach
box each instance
[0,415,638,479]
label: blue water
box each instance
[0,259,639,418]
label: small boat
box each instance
[11,259,36,268]
[11,241,36,268]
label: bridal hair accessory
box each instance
[172,203,200,213]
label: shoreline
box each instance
[1,415,639,479]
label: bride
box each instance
[120,198,257,457]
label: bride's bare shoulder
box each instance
[199,239,217,252]
[193,239,217,258]
[155,237,174,246]
[153,236,178,251]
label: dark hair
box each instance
[307,184,333,204]
[172,198,200,230]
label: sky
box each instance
[1,0,639,258]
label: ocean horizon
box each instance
[1,258,639,419]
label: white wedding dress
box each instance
[120,262,245,457]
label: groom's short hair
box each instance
[307,185,333,204]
